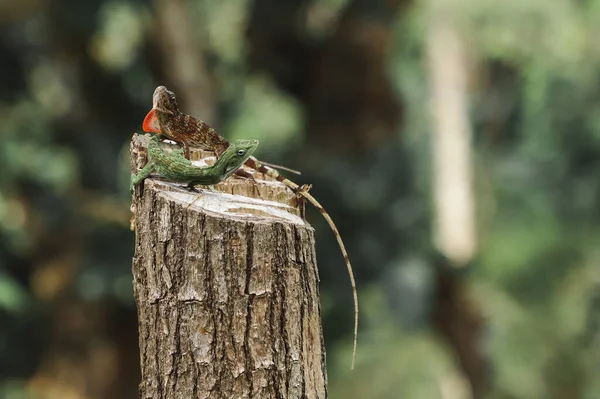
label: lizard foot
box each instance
[185,183,201,193]
[298,184,313,194]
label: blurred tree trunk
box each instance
[247,0,407,154]
[153,0,216,123]
[130,136,327,398]
[427,8,476,268]
[426,4,488,398]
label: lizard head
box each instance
[221,139,260,178]
[152,86,179,115]
[143,86,179,133]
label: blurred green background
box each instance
[1,0,600,398]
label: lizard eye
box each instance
[237,149,246,156]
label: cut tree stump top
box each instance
[130,133,306,225]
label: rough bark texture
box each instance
[130,135,327,399]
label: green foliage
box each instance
[227,75,303,152]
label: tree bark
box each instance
[130,134,327,399]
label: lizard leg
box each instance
[234,168,258,183]
[298,184,313,195]
[182,139,191,160]
[184,184,218,193]
[296,184,312,219]
[130,161,156,192]
[185,182,201,193]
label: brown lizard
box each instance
[143,85,358,369]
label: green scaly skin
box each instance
[130,135,259,192]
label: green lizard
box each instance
[143,86,359,369]
[130,134,259,192]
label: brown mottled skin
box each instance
[149,87,229,158]
[143,86,359,369]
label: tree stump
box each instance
[130,134,327,399]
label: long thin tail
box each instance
[299,188,358,370]
[246,157,358,370]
